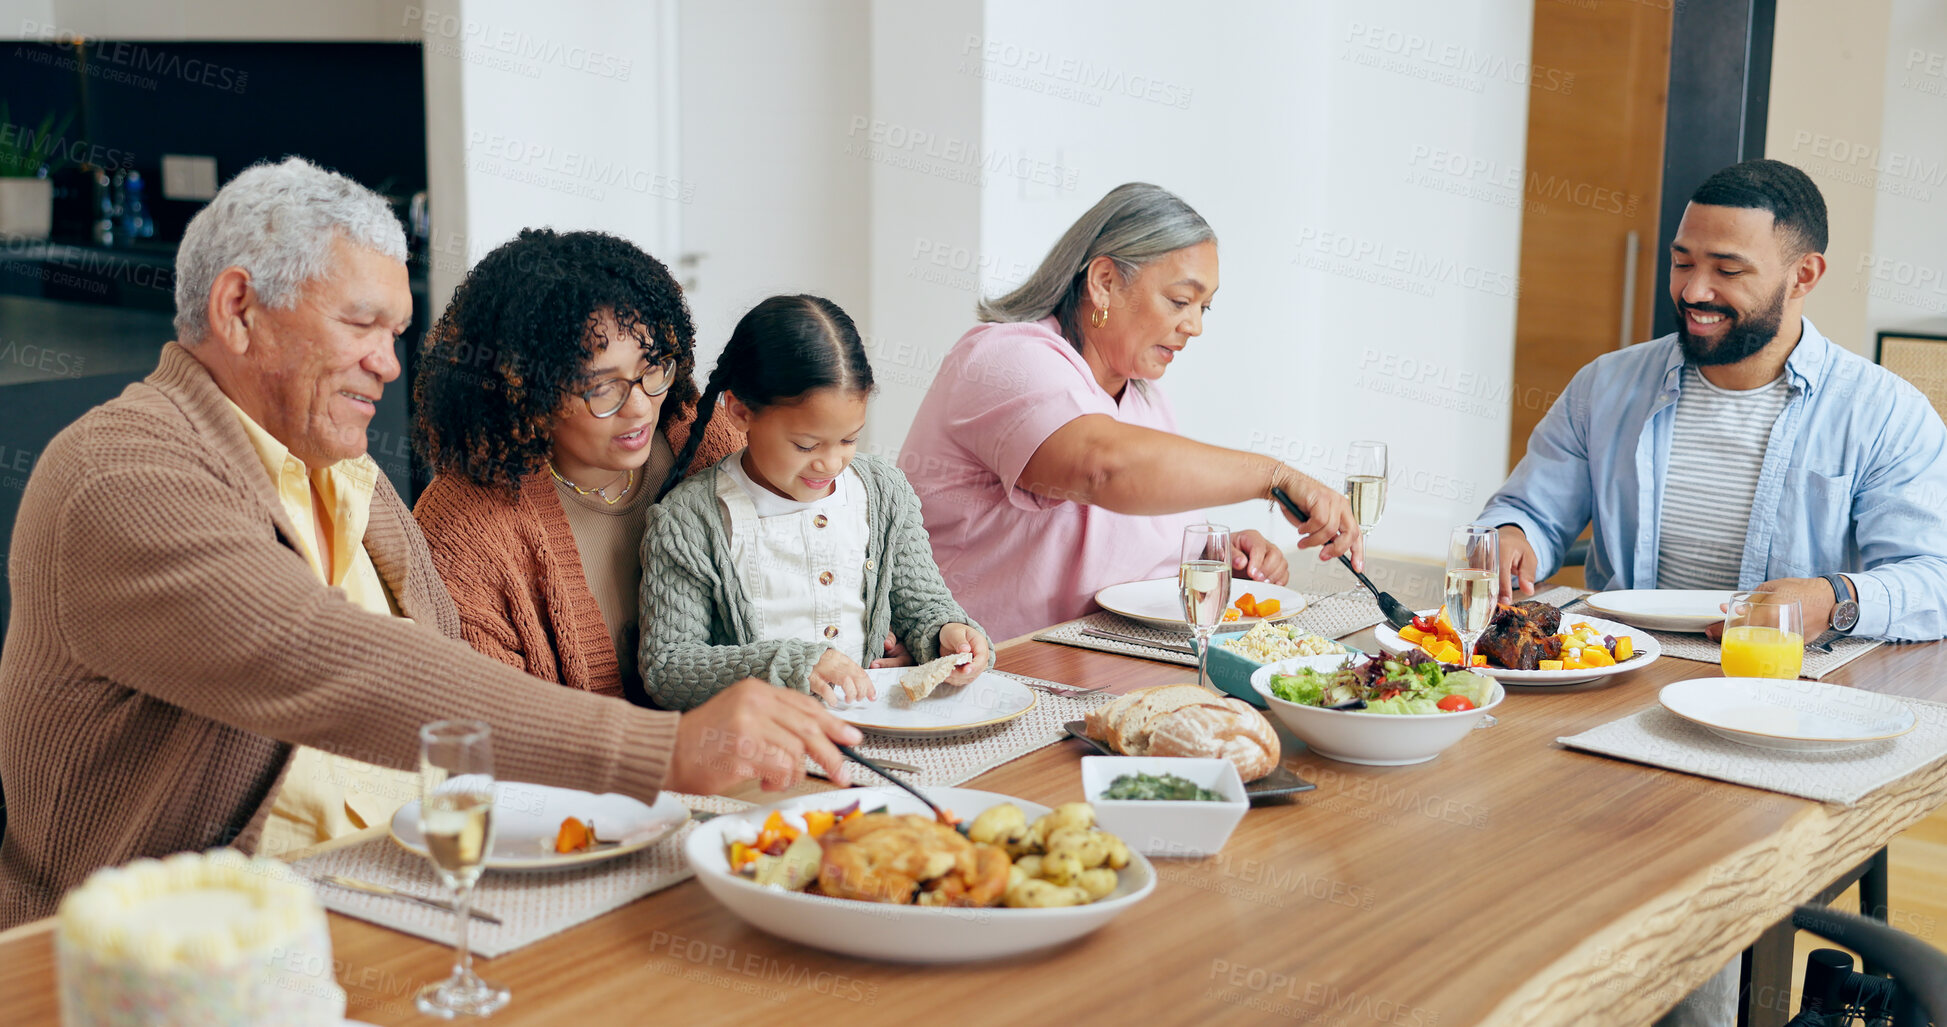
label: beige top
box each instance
[554,436,675,695]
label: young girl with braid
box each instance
[639,294,993,710]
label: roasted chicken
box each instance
[1475,601,1564,670]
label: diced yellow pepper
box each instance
[1398,625,1428,644]
[1581,647,1615,667]
[1538,659,1565,671]
[1471,654,1488,667]
[1614,637,1634,660]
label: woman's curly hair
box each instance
[413,229,698,492]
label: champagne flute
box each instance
[1444,526,1500,669]
[1181,523,1233,694]
[415,720,510,1019]
[1344,441,1388,541]
[1720,591,1805,679]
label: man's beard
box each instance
[1677,279,1788,366]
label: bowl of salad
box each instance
[1248,650,1504,766]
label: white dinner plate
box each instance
[827,668,1037,737]
[391,782,689,871]
[1659,677,1918,752]
[1374,608,1661,686]
[1094,577,1308,632]
[684,786,1155,962]
[1582,589,1735,633]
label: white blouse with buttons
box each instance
[716,453,872,663]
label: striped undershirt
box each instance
[1656,364,1793,590]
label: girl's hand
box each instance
[869,631,915,668]
[937,623,990,687]
[808,648,876,705]
[1231,530,1289,585]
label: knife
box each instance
[1082,627,1197,655]
[317,874,504,925]
[1271,486,1416,630]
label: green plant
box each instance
[0,104,77,178]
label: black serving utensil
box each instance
[1270,486,1416,630]
[835,743,965,832]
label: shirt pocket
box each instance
[1772,468,1854,578]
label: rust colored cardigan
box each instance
[0,345,680,928]
[413,404,742,699]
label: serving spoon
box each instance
[835,743,965,832]
[1271,486,1416,630]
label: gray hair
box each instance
[977,182,1214,351]
[173,156,407,344]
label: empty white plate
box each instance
[1659,677,1918,752]
[827,668,1037,737]
[391,782,690,871]
[1094,577,1308,631]
[1583,590,1734,633]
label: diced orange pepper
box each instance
[1256,599,1281,617]
[804,809,836,838]
[1236,594,1258,617]
[555,817,591,854]
[1614,637,1634,660]
[1471,654,1487,666]
[1582,647,1615,668]
[1398,625,1428,644]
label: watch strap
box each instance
[1822,572,1859,632]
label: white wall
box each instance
[676,0,871,374]
[1863,0,1947,336]
[969,0,1532,559]
[5,0,416,39]
[417,0,681,312]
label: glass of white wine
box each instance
[415,720,510,1019]
[1180,523,1234,694]
[1345,441,1388,540]
[1444,525,1501,670]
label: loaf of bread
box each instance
[1083,684,1281,781]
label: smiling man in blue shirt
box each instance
[1480,158,1947,643]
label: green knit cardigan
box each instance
[638,454,990,710]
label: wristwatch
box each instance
[1823,573,1860,633]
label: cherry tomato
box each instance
[1436,695,1476,712]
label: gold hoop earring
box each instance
[1089,306,1108,329]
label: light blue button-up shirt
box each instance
[1478,317,1947,641]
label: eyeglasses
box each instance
[578,357,677,418]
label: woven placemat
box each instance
[1033,592,1390,664]
[1558,696,1947,806]
[822,671,1116,789]
[290,793,751,958]
[1557,591,1886,680]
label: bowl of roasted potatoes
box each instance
[683,786,1156,962]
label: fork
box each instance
[1024,681,1109,698]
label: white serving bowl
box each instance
[683,786,1155,963]
[1079,756,1248,858]
[1249,657,1505,766]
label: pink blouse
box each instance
[900,317,1205,641]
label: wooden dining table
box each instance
[3,616,1945,1026]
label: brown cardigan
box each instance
[0,344,679,928]
[412,405,741,698]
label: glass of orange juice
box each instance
[1720,591,1805,679]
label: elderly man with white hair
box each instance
[0,157,862,928]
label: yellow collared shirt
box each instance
[225,400,421,855]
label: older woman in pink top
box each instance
[901,183,1363,641]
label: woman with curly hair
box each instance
[412,228,742,702]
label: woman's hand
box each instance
[1271,469,1364,570]
[1230,530,1289,585]
[937,623,990,686]
[869,632,915,668]
[807,648,876,705]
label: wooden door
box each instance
[1509,0,1673,467]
